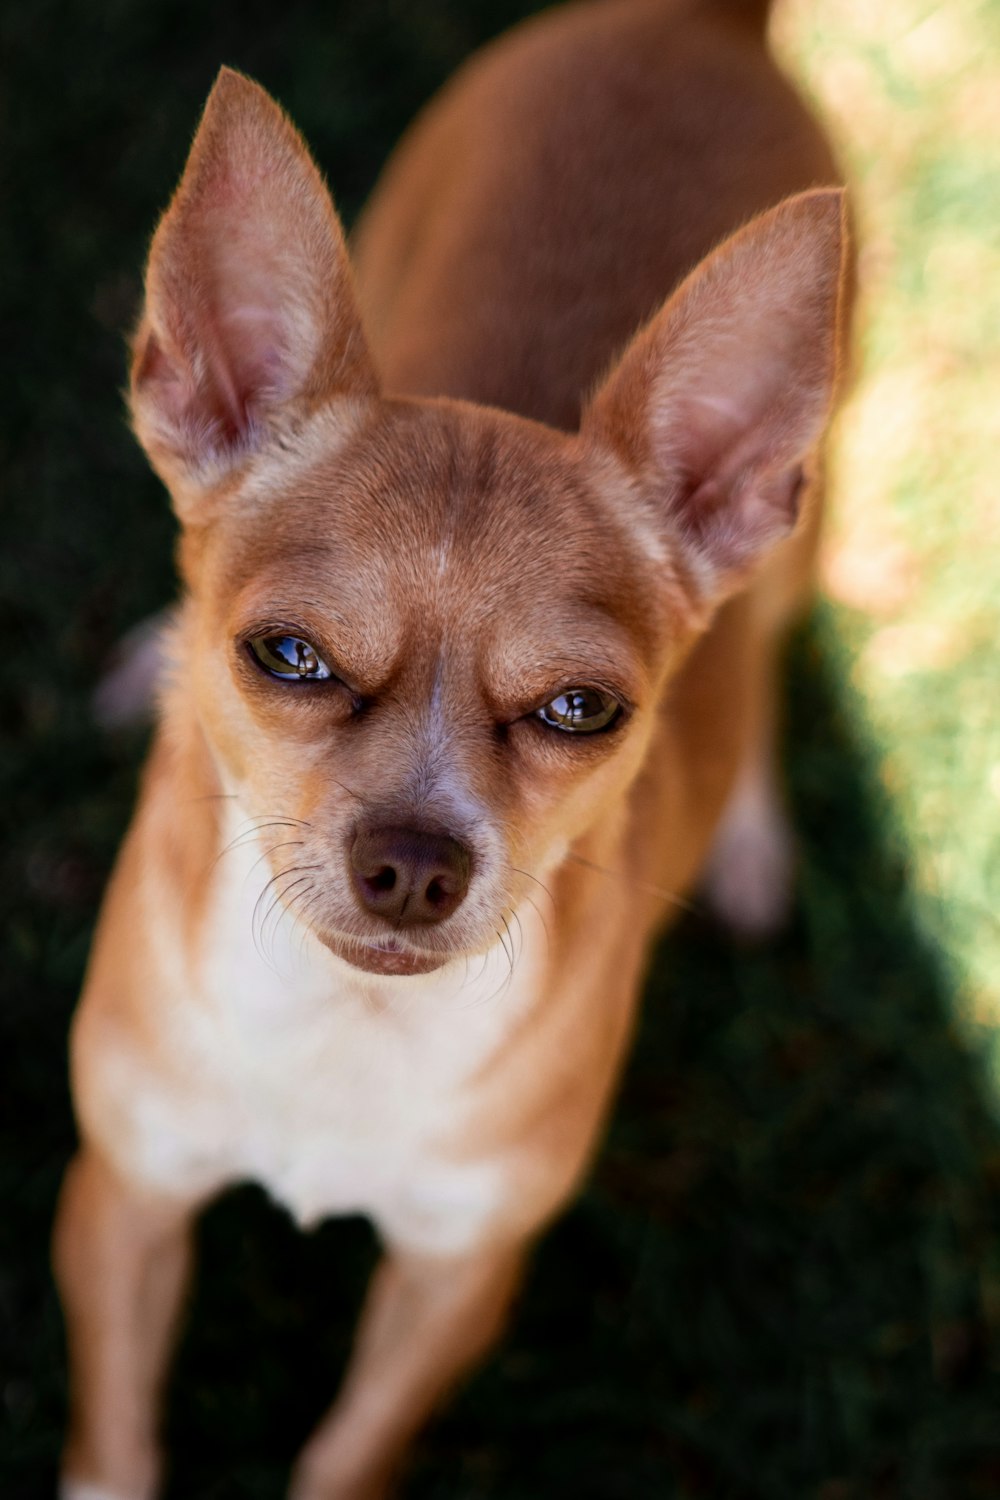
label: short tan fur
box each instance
[55,2,850,1496]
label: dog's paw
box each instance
[703,791,796,940]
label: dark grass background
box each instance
[3,2,1000,1496]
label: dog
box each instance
[54,1,849,1495]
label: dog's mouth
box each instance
[318,930,450,978]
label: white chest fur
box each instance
[118,819,546,1256]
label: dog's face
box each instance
[175,400,674,975]
[133,72,844,977]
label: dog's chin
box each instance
[318,930,452,978]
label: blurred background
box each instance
[2,0,998,1495]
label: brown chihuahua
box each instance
[54,1,849,1495]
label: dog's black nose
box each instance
[350,826,472,927]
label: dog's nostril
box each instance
[350,826,472,927]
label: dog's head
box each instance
[130,70,845,978]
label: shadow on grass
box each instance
[5,621,999,1500]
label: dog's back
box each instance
[356,0,838,428]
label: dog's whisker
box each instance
[328,775,370,806]
[511,910,526,967]
[509,865,556,908]
[252,867,290,971]
[265,875,320,970]
[294,897,317,961]
[507,868,555,945]
[461,914,522,1012]
[565,851,699,915]
[501,914,518,982]
[290,886,321,959]
[213,817,311,869]
[508,882,552,945]
[265,874,315,964]
[245,839,305,883]
[458,946,492,1004]
[496,917,513,978]
[251,862,322,969]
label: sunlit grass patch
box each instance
[776,0,1000,1063]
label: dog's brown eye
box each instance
[536,688,621,734]
[248,634,332,682]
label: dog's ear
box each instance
[582,189,847,609]
[130,69,377,515]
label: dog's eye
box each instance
[248,634,332,681]
[536,688,621,734]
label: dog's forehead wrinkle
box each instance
[232,402,630,630]
[215,430,666,703]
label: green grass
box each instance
[3,2,1000,1495]
[777,0,1000,1078]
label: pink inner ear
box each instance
[678,460,806,566]
[662,377,817,575]
[129,69,379,494]
[133,316,256,456]
[210,298,290,432]
[582,190,845,592]
[135,237,313,463]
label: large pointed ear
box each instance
[582,189,848,610]
[129,68,378,514]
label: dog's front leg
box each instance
[289,1240,526,1500]
[53,1147,196,1500]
